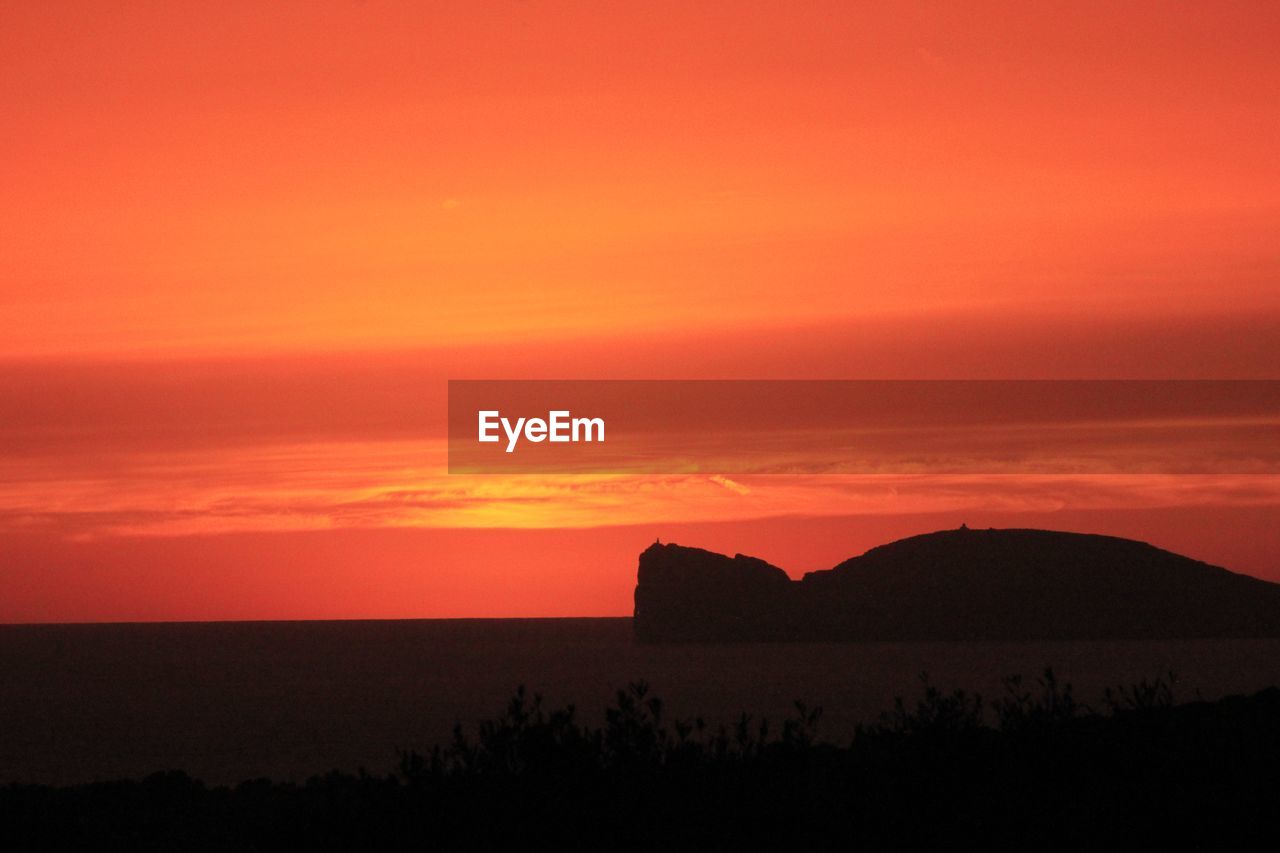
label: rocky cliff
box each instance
[634,528,1280,641]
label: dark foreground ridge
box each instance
[634,528,1280,641]
[4,676,1279,851]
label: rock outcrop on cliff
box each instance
[634,528,1280,641]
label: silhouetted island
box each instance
[634,527,1280,641]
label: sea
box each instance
[3,618,1280,786]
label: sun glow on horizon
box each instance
[2,1,1279,619]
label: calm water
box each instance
[3,618,1280,786]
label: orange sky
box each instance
[2,2,1278,620]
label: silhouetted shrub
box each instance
[1103,670,1177,713]
[993,667,1084,730]
[4,673,1279,851]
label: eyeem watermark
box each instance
[478,410,605,453]
[450,380,1280,474]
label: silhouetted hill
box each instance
[634,528,1280,641]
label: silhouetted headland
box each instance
[635,527,1280,641]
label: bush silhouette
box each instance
[4,672,1279,851]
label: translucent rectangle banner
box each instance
[447,380,1280,474]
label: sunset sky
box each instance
[2,1,1278,621]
